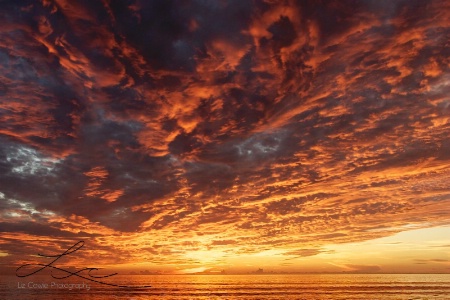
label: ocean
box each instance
[1,274,449,299]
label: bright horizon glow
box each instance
[75,225,450,275]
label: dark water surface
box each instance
[2,274,450,299]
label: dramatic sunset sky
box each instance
[1,0,449,275]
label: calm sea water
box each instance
[1,274,450,299]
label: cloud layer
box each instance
[1,0,449,272]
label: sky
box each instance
[0,0,449,275]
